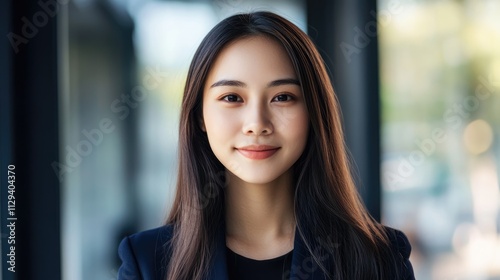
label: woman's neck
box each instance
[224,168,296,259]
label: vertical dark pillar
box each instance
[4,0,62,279]
[307,0,381,220]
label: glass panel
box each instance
[379,1,500,279]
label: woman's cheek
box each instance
[204,107,239,142]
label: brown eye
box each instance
[272,94,293,102]
[222,94,241,102]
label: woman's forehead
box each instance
[205,36,298,85]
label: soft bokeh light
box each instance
[463,119,494,155]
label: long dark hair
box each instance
[166,11,399,280]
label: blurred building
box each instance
[2,0,499,279]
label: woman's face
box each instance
[202,36,309,185]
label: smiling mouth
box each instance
[235,147,280,160]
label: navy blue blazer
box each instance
[118,225,415,280]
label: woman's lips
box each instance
[236,146,280,160]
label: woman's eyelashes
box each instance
[219,93,296,103]
[220,94,242,102]
[272,93,294,102]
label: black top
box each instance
[226,247,294,280]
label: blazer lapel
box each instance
[289,229,328,280]
[207,226,229,280]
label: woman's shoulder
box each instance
[117,224,174,280]
[382,226,415,279]
[123,224,174,248]
[384,226,411,258]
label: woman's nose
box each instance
[241,102,273,136]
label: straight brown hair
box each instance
[166,11,399,280]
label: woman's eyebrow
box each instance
[209,78,300,88]
[210,80,247,88]
[267,78,300,87]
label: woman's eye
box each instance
[272,94,293,102]
[222,94,241,102]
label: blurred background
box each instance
[1,0,499,279]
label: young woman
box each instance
[118,11,415,280]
